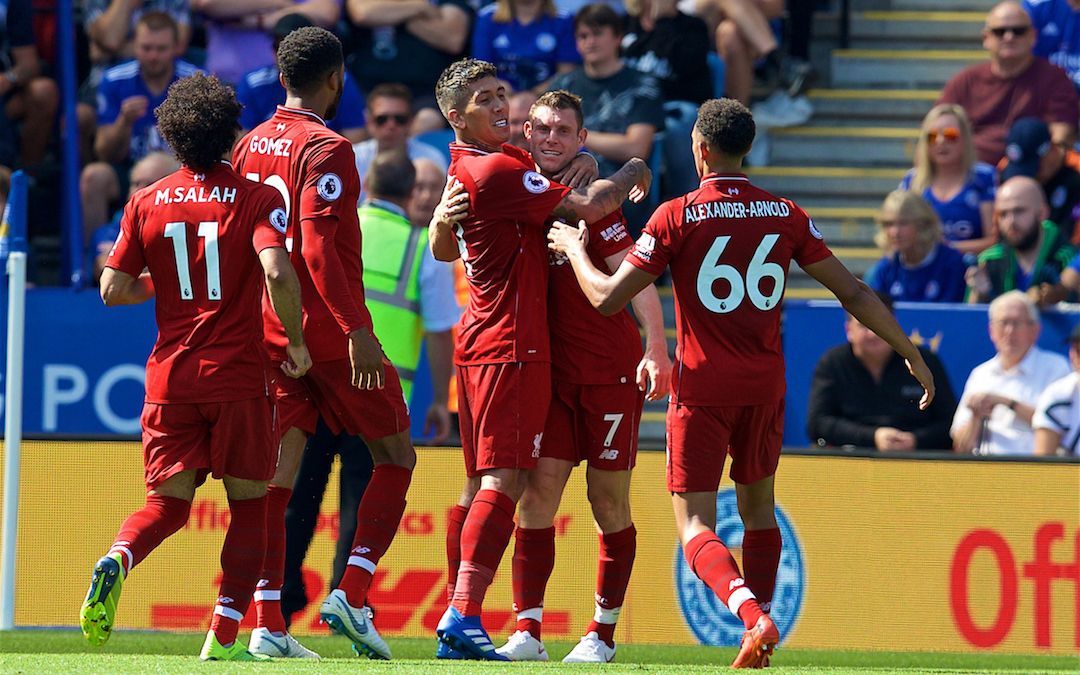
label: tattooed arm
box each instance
[549,157,651,226]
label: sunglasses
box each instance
[927,127,961,143]
[988,25,1030,38]
[373,114,410,126]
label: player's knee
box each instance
[588,488,630,531]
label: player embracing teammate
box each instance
[548,98,935,668]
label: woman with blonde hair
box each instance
[471,0,580,95]
[900,103,997,255]
[864,190,969,303]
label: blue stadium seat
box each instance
[413,129,456,166]
[648,132,664,207]
[707,52,725,99]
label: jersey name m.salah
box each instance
[234,106,373,363]
[448,142,571,364]
[107,163,287,404]
[629,173,832,407]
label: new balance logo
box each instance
[598,449,619,460]
[353,546,371,555]
[217,596,235,605]
[256,579,269,588]
[729,578,745,591]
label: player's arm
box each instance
[550,219,656,315]
[259,246,311,379]
[429,177,468,262]
[551,152,599,189]
[549,158,651,226]
[100,267,155,305]
[802,255,936,409]
[583,123,655,165]
[604,248,670,400]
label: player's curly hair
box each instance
[531,90,583,131]
[435,58,498,119]
[154,72,241,172]
[277,26,343,95]
[695,98,755,158]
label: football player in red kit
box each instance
[548,98,936,668]
[82,72,310,661]
[233,27,415,660]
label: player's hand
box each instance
[554,153,599,188]
[434,178,469,228]
[626,157,652,204]
[119,96,149,124]
[547,219,589,256]
[423,401,452,445]
[348,328,387,390]
[282,341,312,379]
[636,342,672,401]
[905,355,936,410]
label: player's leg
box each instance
[496,456,573,661]
[435,476,479,661]
[736,475,781,615]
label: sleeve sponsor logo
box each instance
[632,232,656,262]
[270,208,287,234]
[523,170,551,194]
[317,173,342,201]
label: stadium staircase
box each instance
[636,0,998,446]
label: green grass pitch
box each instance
[0,631,1077,675]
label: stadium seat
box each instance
[707,52,726,98]
[414,128,456,166]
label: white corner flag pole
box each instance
[1,170,28,630]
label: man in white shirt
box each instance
[952,290,1071,454]
[353,82,448,204]
[1034,323,1080,456]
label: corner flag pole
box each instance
[1,170,28,630]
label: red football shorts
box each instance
[457,361,551,476]
[666,399,785,491]
[274,358,410,441]
[141,395,278,490]
[542,380,643,471]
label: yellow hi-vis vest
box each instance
[358,201,425,401]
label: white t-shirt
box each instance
[1033,370,1080,455]
[951,346,1071,455]
[352,137,450,205]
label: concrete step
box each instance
[804,206,879,246]
[831,48,984,88]
[816,10,985,50]
[806,88,938,123]
[766,125,918,167]
[745,166,907,199]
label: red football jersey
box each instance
[548,209,643,384]
[107,162,288,404]
[629,173,832,406]
[233,106,372,363]
[448,143,571,364]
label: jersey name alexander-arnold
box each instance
[245,134,293,157]
[154,185,238,205]
[684,199,791,223]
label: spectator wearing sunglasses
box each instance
[352,82,449,205]
[901,104,998,256]
[1024,0,1080,92]
[938,1,1078,166]
[998,117,1080,242]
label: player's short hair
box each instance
[367,82,414,112]
[135,10,179,42]
[695,98,755,158]
[573,3,623,36]
[155,73,242,172]
[277,26,343,96]
[435,58,498,118]
[530,90,583,131]
[365,149,416,200]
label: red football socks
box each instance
[211,495,268,647]
[339,464,412,608]
[445,504,469,604]
[741,527,782,613]
[588,524,636,647]
[108,494,191,576]
[451,489,516,616]
[684,531,763,630]
[253,485,292,634]
[512,526,556,639]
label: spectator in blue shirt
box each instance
[79,11,201,243]
[471,0,580,95]
[235,13,367,142]
[901,103,998,257]
[865,190,970,303]
[1024,0,1080,91]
